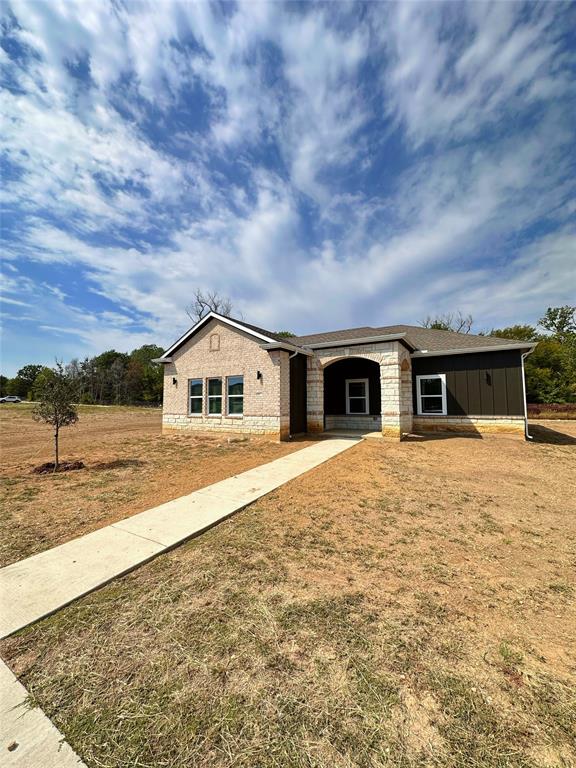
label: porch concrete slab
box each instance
[0,438,358,639]
[323,428,384,440]
[0,659,86,767]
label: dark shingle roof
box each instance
[291,326,390,345]
[291,324,533,353]
[162,313,535,360]
[217,315,291,344]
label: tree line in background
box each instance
[0,345,164,406]
[1,303,574,406]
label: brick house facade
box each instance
[156,312,536,441]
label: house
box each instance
[155,312,536,440]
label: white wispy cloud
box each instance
[1,0,574,374]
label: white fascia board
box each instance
[151,357,172,364]
[411,342,537,358]
[304,333,412,350]
[158,312,276,360]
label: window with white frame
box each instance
[416,374,447,415]
[188,379,203,415]
[207,378,222,414]
[227,375,244,415]
[346,378,369,415]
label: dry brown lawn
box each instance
[0,404,313,566]
[1,416,575,768]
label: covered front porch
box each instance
[304,341,414,441]
[323,357,383,433]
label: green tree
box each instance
[127,345,164,403]
[32,363,79,471]
[489,324,539,343]
[30,367,55,400]
[539,306,576,342]
[276,331,297,338]
[6,364,44,398]
[539,306,576,402]
[0,375,8,396]
[91,350,129,404]
[490,309,576,403]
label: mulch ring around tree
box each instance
[32,461,85,474]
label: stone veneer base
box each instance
[163,414,282,437]
[413,416,525,436]
[325,415,383,431]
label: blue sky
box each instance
[1,1,575,376]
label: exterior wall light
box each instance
[256,370,263,380]
[172,377,178,386]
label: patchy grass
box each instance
[2,422,575,767]
[0,405,313,565]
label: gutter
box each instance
[303,332,415,351]
[411,342,537,357]
[261,342,314,356]
[151,357,172,364]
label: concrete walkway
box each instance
[0,438,358,639]
[0,659,86,766]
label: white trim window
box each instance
[227,375,244,416]
[346,378,369,415]
[207,378,223,415]
[416,374,447,415]
[188,379,203,415]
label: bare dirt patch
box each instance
[1,420,574,767]
[0,405,313,566]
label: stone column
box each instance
[399,351,413,436]
[380,343,412,440]
[306,356,324,433]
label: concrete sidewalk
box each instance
[0,438,359,639]
[0,659,86,767]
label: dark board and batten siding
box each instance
[412,350,525,417]
[323,358,381,416]
[289,353,308,434]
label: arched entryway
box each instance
[323,357,382,432]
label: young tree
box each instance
[185,289,233,323]
[32,363,79,471]
[420,311,474,334]
[30,366,55,401]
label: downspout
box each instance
[521,348,535,441]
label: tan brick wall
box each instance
[413,415,525,437]
[162,319,287,438]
